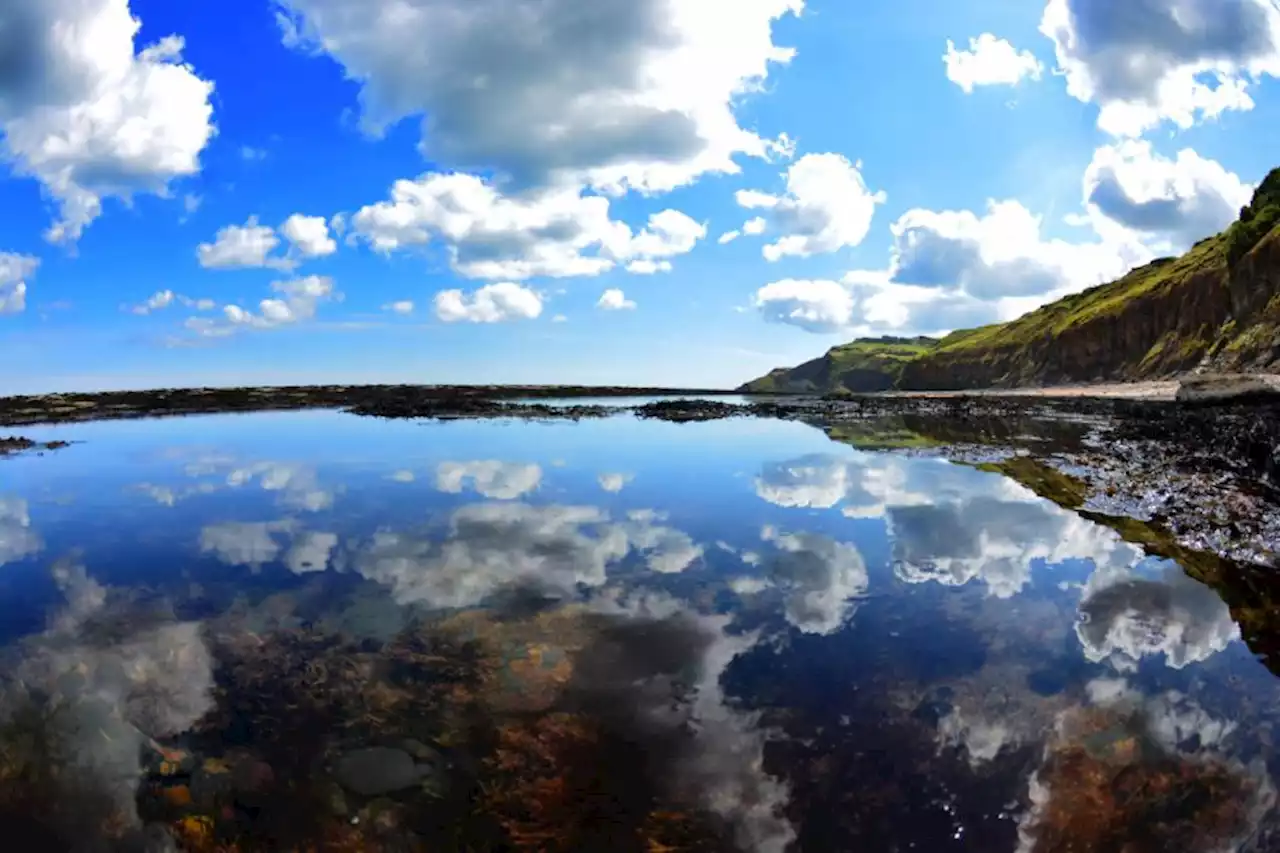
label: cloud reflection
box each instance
[587,591,797,853]
[1077,563,1240,670]
[0,497,41,566]
[354,503,703,609]
[436,460,542,500]
[0,557,214,841]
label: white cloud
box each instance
[274,0,803,195]
[944,34,1043,93]
[625,259,671,275]
[197,216,290,270]
[0,1,215,243]
[177,295,216,311]
[187,276,340,337]
[551,313,568,323]
[351,172,705,280]
[280,213,337,259]
[240,145,267,161]
[1084,141,1252,250]
[130,289,175,315]
[888,200,1141,300]
[598,288,637,311]
[183,193,203,214]
[752,278,855,332]
[435,460,543,500]
[735,153,886,260]
[228,275,337,327]
[718,230,741,244]
[0,253,39,315]
[435,282,543,323]
[1040,0,1280,136]
[821,198,1153,337]
[383,300,414,315]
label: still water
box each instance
[1,409,1277,852]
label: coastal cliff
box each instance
[741,169,1280,393]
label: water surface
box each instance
[1,409,1276,851]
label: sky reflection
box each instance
[0,410,1276,851]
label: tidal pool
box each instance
[1,409,1277,852]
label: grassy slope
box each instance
[739,336,938,393]
[902,234,1233,387]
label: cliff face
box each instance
[898,237,1238,389]
[745,169,1280,394]
[738,336,938,393]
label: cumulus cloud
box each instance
[735,153,885,260]
[888,200,1143,300]
[280,213,337,259]
[1084,141,1252,249]
[1040,0,1280,136]
[435,282,543,323]
[274,0,802,195]
[598,288,637,311]
[760,525,868,634]
[350,173,705,280]
[0,252,39,314]
[752,278,855,333]
[1076,563,1240,669]
[186,275,340,338]
[0,1,216,243]
[383,300,414,315]
[436,460,543,500]
[944,34,1043,92]
[814,197,1154,337]
[0,497,42,566]
[130,289,175,315]
[197,216,290,270]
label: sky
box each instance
[1,0,1279,394]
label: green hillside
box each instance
[741,168,1280,394]
[739,336,938,393]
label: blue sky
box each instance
[1,0,1278,393]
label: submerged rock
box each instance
[334,745,443,797]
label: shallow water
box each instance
[1,409,1277,852]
